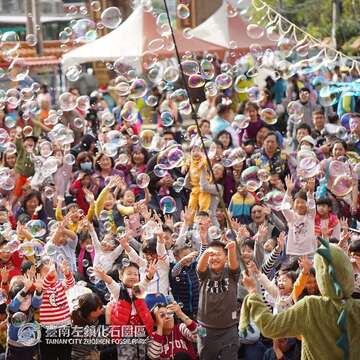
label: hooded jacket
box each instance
[240,241,360,360]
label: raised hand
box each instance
[306,177,316,194]
[277,231,286,250]
[241,271,257,293]
[22,273,33,292]
[33,273,43,292]
[246,260,259,276]
[147,259,158,280]
[298,256,312,274]
[284,175,294,194]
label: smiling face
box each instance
[121,265,140,288]
[294,197,307,215]
[98,155,112,170]
[240,245,253,264]
[123,190,135,206]
[277,273,293,295]
[208,245,226,272]
[332,142,346,159]
[25,196,39,215]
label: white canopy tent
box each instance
[61,6,225,69]
[191,2,274,50]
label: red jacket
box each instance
[111,297,154,338]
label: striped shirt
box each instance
[40,272,75,327]
[147,321,198,359]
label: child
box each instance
[13,131,37,202]
[281,175,317,256]
[229,185,256,224]
[45,220,78,277]
[148,302,198,360]
[94,261,156,360]
[315,197,341,239]
[196,240,240,359]
[71,293,104,360]
[170,246,199,319]
[292,256,320,302]
[38,259,75,359]
[185,145,211,214]
[249,262,296,314]
[88,222,124,273]
[6,273,42,359]
[120,232,170,310]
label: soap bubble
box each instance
[188,74,205,88]
[102,143,118,158]
[121,101,138,124]
[160,111,174,127]
[240,166,262,192]
[329,160,351,177]
[222,148,246,167]
[145,95,158,107]
[246,24,264,39]
[260,108,277,125]
[287,101,304,124]
[129,79,147,99]
[181,60,199,76]
[153,164,167,177]
[136,173,150,189]
[8,58,29,82]
[19,242,34,257]
[173,177,185,192]
[232,114,249,130]
[101,7,122,29]
[215,73,232,90]
[263,190,285,211]
[44,186,56,199]
[163,66,179,82]
[331,175,353,197]
[140,129,155,149]
[142,220,162,241]
[33,243,45,257]
[11,312,27,327]
[204,81,218,97]
[64,153,75,165]
[26,220,47,238]
[22,126,33,137]
[82,259,89,267]
[46,244,57,257]
[160,196,176,214]
[208,226,221,240]
[43,156,58,175]
[122,258,130,267]
[177,4,190,19]
[201,60,215,80]
[59,92,77,112]
[39,141,52,157]
[26,34,37,46]
[132,282,146,299]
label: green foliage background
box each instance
[264,0,360,54]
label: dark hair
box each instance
[118,262,139,278]
[294,191,307,201]
[17,213,31,225]
[200,119,210,127]
[316,197,332,208]
[21,191,43,214]
[131,147,149,165]
[162,224,172,234]
[215,95,232,115]
[21,260,33,274]
[300,87,310,94]
[76,151,93,167]
[241,239,255,250]
[333,140,347,151]
[262,88,273,101]
[142,240,157,254]
[216,130,233,148]
[208,240,227,253]
[214,140,224,150]
[312,106,325,116]
[245,101,259,112]
[72,293,103,326]
[263,131,278,143]
[196,211,209,217]
[173,245,192,258]
[163,130,175,138]
[278,270,298,284]
[296,123,312,134]
[95,153,115,171]
[349,240,360,253]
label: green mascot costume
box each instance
[240,238,360,360]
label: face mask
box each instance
[300,144,312,151]
[80,162,92,171]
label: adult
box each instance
[210,95,239,147]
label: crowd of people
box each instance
[0,56,359,360]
